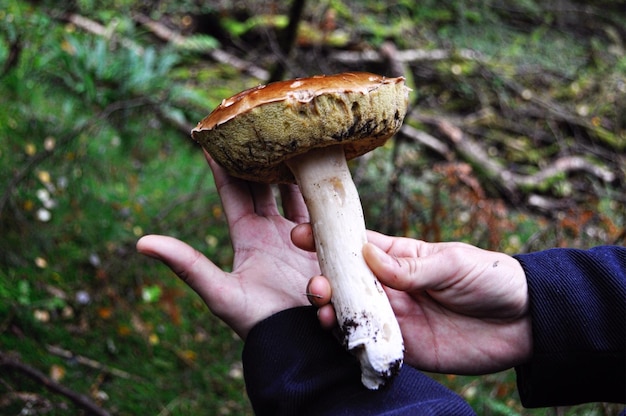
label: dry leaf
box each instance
[49,364,66,382]
[97,307,113,319]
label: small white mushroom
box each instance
[191,72,410,389]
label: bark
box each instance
[0,352,110,416]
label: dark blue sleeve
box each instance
[514,246,626,408]
[242,306,475,415]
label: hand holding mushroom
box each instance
[191,72,410,389]
[137,153,319,340]
[293,226,534,375]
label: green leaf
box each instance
[142,285,162,303]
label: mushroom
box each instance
[191,72,409,389]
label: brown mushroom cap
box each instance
[191,72,410,183]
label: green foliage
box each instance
[222,14,289,37]
[174,33,219,52]
[50,35,179,106]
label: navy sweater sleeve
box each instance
[514,246,626,408]
[242,306,475,415]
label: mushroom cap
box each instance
[191,72,410,183]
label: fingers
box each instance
[205,152,255,222]
[363,242,433,291]
[278,184,309,224]
[292,225,443,291]
[249,182,280,217]
[306,275,337,330]
[317,304,338,330]
[306,275,331,306]
[204,150,279,219]
[137,234,227,301]
[294,227,338,330]
[362,241,470,292]
[291,223,316,251]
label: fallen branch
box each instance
[510,156,615,187]
[331,47,483,65]
[398,124,452,159]
[133,13,269,80]
[413,115,616,206]
[155,105,195,136]
[441,117,614,184]
[0,351,110,416]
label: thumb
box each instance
[362,243,415,290]
[136,234,227,299]
[363,242,447,292]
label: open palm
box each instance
[137,153,319,340]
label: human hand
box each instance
[292,224,533,374]
[137,152,319,340]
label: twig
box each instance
[0,351,110,416]
[330,47,484,65]
[64,13,144,55]
[526,194,574,212]
[133,13,269,80]
[45,344,143,381]
[208,48,269,80]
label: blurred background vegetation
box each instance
[0,0,624,414]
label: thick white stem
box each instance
[286,145,404,389]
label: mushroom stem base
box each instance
[286,145,404,389]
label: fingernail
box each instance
[137,248,162,261]
[364,243,392,266]
[304,292,323,299]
